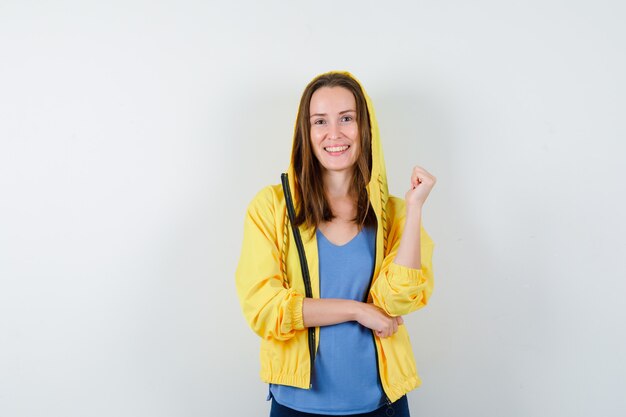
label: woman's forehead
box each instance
[310,86,356,113]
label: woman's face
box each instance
[308,86,360,174]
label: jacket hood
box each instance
[285,70,389,224]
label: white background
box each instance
[1,1,625,416]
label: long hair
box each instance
[292,72,376,231]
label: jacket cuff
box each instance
[281,292,305,334]
[291,293,305,331]
[389,261,425,283]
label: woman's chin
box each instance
[319,162,355,173]
[318,153,357,171]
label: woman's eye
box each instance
[341,116,353,122]
[313,119,326,125]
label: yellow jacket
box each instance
[235,71,435,403]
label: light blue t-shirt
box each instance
[270,225,385,415]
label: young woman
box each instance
[235,71,436,417]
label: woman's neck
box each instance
[322,169,354,199]
[322,169,357,223]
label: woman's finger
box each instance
[411,166,436,185]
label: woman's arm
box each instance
[393,205,422,269]
[303,298,403,338]
[235,187,306,341]
[369,166,436,317]
[394,166,436,269]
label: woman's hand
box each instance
[404,165,436,209]
[355,303,404,338]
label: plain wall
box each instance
[1,1,625,416]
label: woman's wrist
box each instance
[405,203,423,217]
[351,300,364,322]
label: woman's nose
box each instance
[328,122,340,139]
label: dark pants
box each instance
[269,396,410,417]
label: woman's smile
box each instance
[324,144,350,155]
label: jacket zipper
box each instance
[281,173,316,388]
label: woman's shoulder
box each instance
[385,194,407,217]
[246,183,286,213]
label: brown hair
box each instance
[291,72,376,231]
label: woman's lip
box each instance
[323,144,350,150]
[324,145,350,155]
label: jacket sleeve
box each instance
[235,186,306,341]
[370,198,435,317]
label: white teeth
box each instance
[325,145,349,152]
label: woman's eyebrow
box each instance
[309,109,356,118]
